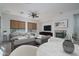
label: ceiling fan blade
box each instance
[28,11,39,18]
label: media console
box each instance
[39,32,53,36]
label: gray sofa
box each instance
[9,32,35,46]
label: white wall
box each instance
[41,9,79,38]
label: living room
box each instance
[0,3,79,56]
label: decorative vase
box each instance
[63,40,74,54]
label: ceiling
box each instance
[0,3,79,19]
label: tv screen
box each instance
[44,25,51,31]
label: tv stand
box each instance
[39,31,53,36]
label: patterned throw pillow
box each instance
[63,40,74,54]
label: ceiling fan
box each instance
[28,11,39,18]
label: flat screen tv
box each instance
[44,25,51,31]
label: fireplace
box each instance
[55,30,66,38]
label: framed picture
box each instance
[55,19,68,28]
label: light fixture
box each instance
[28,11,39,18]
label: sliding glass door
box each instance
[73,14,79,40]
